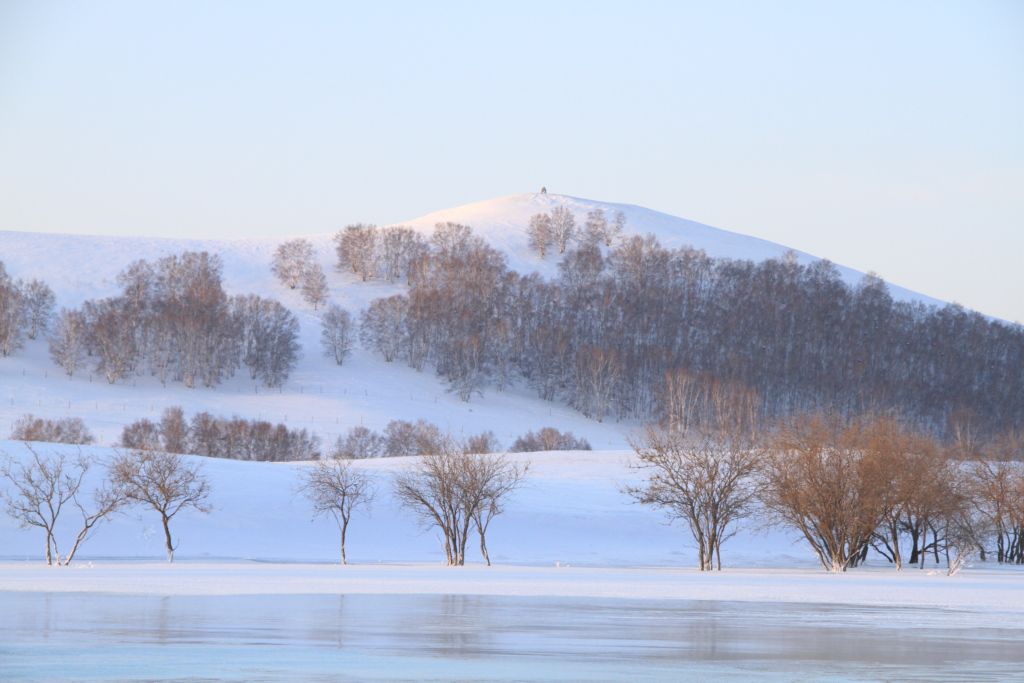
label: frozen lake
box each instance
[3,592,1022,682]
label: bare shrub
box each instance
[10,414,95,445]
[510,427,590,452]
[332,426,385,460]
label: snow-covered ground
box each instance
[1,440,1021,616]
[0,192,944,449]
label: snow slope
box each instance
[0,193,945,448]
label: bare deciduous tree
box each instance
[48,308,87,376]
[394,442,526,566]
[527,213,553,258]
[300,458,374,564]
[111,450,211,562]
[626,428,762,570]
[320,304,354,365]
[1,445,124,565]
[583,208,608,247]
[272,239,315,290]
[465,452,527,566]
[334,224,379,282]
[760,415,887,572]
[550,205,576,254]
[0,263,26,356]
[300,262,329,310]
[21,279,55,340]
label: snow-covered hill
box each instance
[0,192,943,447]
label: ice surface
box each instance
[4,592,1022,682]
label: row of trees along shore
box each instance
[2,412,1021,571]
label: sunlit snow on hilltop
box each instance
[1,192,939,309]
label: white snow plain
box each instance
[0,440,1021,617]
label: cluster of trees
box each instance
[0,447,209,564]
[329,420,500,459]
[0,262,55,356]
[629,415,1024,573]
[9,414,95,445]
[527,206,625,257]
[334,224,430,283]
[356,223,1023,439]
[509,427,591,452]
[121,407,320,462]
[51,252,300,388]
[271,239,329,309]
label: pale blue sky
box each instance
[1,1,1021,321]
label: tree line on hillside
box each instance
[47,252,300,387]
[352,221,1023,440]
[0,262,56,357]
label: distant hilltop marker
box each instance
[540,186,547,194]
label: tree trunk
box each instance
[479,531,490,567]
[161,515,175,563]
[340,519,348,565]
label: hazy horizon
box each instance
[1,1,1021,321]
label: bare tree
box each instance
[48,308,87,376]
[606,210,626,247]
[760,415,887,572]
[272,239,316,290]
[110,450,211,562]
[550,205,576,254]
[160,406,189,454]
[300,262,329,310]
[527,213,553,258]
[334,224,379,282]
[300,458,374,564]
[583,208,608,247]
[968,434,1024,564]
[626,428,762,570]
[0,263,25,356]
[1,445,124,565]
[394,442,526,566]
[466,452,527,566]
[21,279,55,340]
[320,304,354,365]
